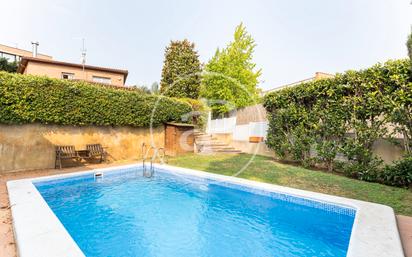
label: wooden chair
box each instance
[55,145,80,169]
[86,144,107,163]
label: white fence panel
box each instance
[207,117,237,134]
[233,124,249,141]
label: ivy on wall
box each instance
[0,72,192,127]
[263,59,412,182]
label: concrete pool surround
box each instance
[7,163,405,257]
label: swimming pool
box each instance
[8,164,404,257]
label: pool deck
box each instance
[1,162,412,257]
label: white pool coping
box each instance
[7,163,405,257]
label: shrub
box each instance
[175,98,209,130]
[0,72,192,127]
[0,58,17,73]
[342,158,382,182]
[264,59,411,181]
[379,157,412,188]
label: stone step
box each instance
[196,141,228,146]
[196,137,218,141]
[209,145,235,149]
[196,136,219,140]
[194,133,242,154]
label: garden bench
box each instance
[86,144,107,163]
[55,145,80,169]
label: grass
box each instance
[167,153,412,216]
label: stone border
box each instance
[7,163,404,257]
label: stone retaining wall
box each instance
[0,124,164,172]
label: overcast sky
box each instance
[1,0,411,90]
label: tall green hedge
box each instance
[0,72,192,127]
[263,59,412,181]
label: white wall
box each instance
[233,124,249,140]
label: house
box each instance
[1,42,128,86]
[262,72,334,95]
[0,43,52,62]
[17,57,128,87]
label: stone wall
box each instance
[0,124,165,172]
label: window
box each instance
[92,76,111,84]
[61,72,75,80]
[0,52,17,62]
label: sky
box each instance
[1,0,411,91]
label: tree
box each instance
[151,82,159,94]
[129,84,151,94]
[159,40,202,99]
[201,23,261,115]
[0,58,18,73]
[407,31,412,74]
[407,31,412,61]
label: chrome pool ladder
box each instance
[141,143,166,178]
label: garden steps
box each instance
[194,132,241,154]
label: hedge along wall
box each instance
[0,71,192,127]
[0,72,193,172]
[263,59,412,180]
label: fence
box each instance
[206,115,237,134]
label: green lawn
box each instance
[167,153,412,216]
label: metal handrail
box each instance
[141,143,166,178]
[142,143,147,172]
[141,143,147,160]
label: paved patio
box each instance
[0,162,411,257]
[398,215,412,257]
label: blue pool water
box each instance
[35,167,355,257]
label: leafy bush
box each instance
[0,58,17,73]
[379,157,412,188]
[175,98,209,130]
[342,158,382,182]
[264,59,411,181]
[0,72,192,127]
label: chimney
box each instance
[31,41,39,58]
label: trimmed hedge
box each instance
[0,72,192,127]
[263,59,412,185]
